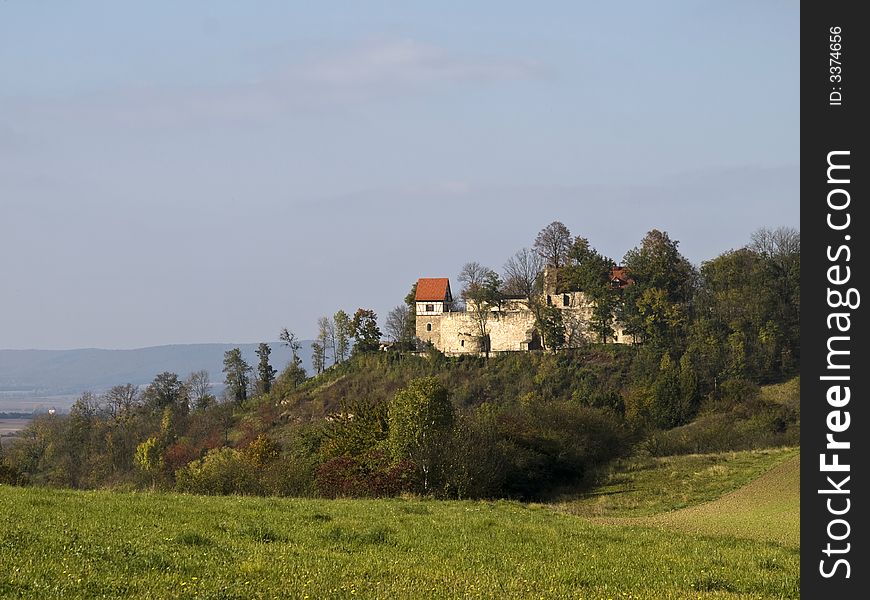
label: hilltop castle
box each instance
[414,268,632,355]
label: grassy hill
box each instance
[1,478,799,599]
[560,446,799,548]
[644,452,799,547]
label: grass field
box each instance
[1,451,799,600]
[560,447,797,520]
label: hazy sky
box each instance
[1,1,798,349]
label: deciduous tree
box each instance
[533,221,572,268]
[222,348,251,405]
[388,377,454,494]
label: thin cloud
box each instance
[7,39,544,127]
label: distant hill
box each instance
[0,343,314,412]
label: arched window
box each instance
[426,323,432,331]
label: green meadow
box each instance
[1,448,799,600]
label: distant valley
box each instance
[0,343,314,412]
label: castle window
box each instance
[425,304,434,312]
[426,323,432,331]
[546,295,552,306]
[460,340,465,347]
[563,294,570,307]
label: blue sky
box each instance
[0,1,799,348]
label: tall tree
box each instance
[351,308,382,353]
[503,247,544,300]
[385,305,412,349]
[621,229,697,349]
[459,262,502,355]
[255,343,277,395]
[311,341,326,374]
[317,316,334,366]
[404,282,419,346]
[562,237,619,343]
[279,328,307,388]
[333,310,352,363]
[222,348,251,405]
[533,221,572,268]
[185,370,215,411]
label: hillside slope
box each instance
[644,453,799,547]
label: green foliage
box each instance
[621,229,697,349]
[333,310,352,363]
[388,377,454,494]
[254,343,277,395]
[175,447,259,495]
[278,328,307,387]
[222,348,251,405]
[350,308,382,354]
[538,306,566,351]
[134,437,164,483]
[143,372,187,417]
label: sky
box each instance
[0,1,799,349]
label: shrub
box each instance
[175,448,260,496]
[314,449,415,498]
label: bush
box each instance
[175,448,261,495]
[314,449,415,498]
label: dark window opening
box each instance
[426,323,432,331]
[460,340,465,347]
[425,304,434,312]
[563,294,570,306]
[546,295,552,306]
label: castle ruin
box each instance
[414,269,632,355]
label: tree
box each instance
[186,370,215,411]
[223,348,252,405]
[503,247,544,300]
[562,237,619,343]
[255,343,277,395]
[404,282,419,346]
[621,229,697,349]
[311,341,326,375]
[351,308,382,353]
[103,383,140,420]
[459,262,502,355]
[317,316,334,366]
[533,221,572,268]
[333,310,352,363]
[502,248,546,346]
[651,353,682,429]
[134,437,164,487]
[539,306,566,351]
[143,372,187,416]
[317,317,338,367]
[388,377,454,494]
[279,328,307,388]
[385,305,412,349]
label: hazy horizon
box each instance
[1,2,798,349]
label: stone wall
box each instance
[416,290,632,354]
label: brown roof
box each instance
[416,278,452,301]
[610,267,633,288]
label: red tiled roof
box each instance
[416,278,451,301]
[610,267,633,287]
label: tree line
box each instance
[1,221,799,500]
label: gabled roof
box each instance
[610,267,633,288]
[416,278,452,302]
